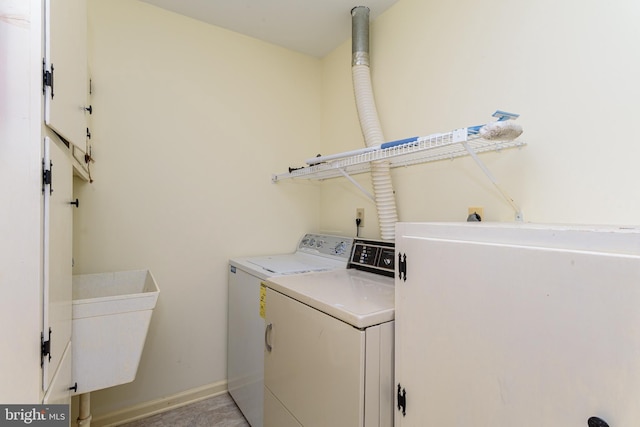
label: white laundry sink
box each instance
[71,269,160,394]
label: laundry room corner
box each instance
[71,0,323,419]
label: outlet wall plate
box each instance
[468,206,484,221]
[356,208,365,226]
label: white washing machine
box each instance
[262,239,395,427]
[228,234,354,427]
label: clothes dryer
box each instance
[262,239,395,427]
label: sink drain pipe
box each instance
[351,6,398,240]
[77,393,92,427]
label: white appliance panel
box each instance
[265,269,394,328]
[264,386,302,427]
[364,320,394,427]
[227,268,264,427]
[264,287,366,427]
[263,265,395,427]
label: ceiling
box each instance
[139,0,400,58]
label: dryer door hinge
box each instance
[41,328,52,367]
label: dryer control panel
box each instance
[348,239,395,277]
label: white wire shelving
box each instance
[271,126,526,220]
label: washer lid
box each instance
[230,252,348,280]
[247,253,346,275]
[265,269,394,329]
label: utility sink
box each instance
[71,270,160,394]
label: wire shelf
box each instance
[272,128,526,182]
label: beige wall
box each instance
[77,0,640,418]
[75,0,322,416]
[321,0,640,237]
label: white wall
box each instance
[321,0,640,237]
[75,0,322,416]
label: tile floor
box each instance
[119,393,250,427]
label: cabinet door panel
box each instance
[44,0,87,149]
[395,227,640,427]
[43,136,73,395]
[43,342,71,404]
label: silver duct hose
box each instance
[351,6,398,240]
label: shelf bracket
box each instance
[336,167,375,201]
[272,167,375,202]
[460,138,523,221]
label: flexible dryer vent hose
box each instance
[351,6,398,241]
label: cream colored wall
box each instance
[75,0,322,416]
[320,0,640,237]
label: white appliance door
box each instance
[264,288,365,427]
[264,386,302,427]
[395,233,640,427]
[227,267,264,427]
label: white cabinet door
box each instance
[42,136,73,400]
[264,288,365,427]
[43,341,72,404]
[44,0,88,150]
[0,0,46,403]
[395,223,640,427]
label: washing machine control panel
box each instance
[297,234,354,260]
[349,239,395,277]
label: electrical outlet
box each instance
[468,206,484,220]
[356,208,365,226]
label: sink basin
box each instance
[72,270,160,394]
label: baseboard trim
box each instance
[90,381,228,427]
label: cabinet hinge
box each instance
[41,328,52,367]
[398,252,407,281]
[42,59,54,98]
[397,383,407,416]
[42,158,53,195]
